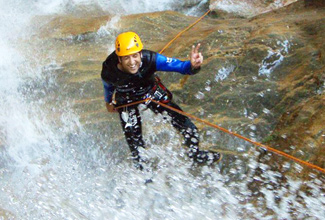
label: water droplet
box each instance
[249,124,256,131]
[258,92,264,97]
[263,108,271,114]
[195,91,205,99]
[281,134,287,139]
[243,108,248,117]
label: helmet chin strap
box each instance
[140,52,143,68]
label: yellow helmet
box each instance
[115,32,143,56]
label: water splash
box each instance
[215,65,235,82]
[258,40,291,77]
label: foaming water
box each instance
[13,0,207,16]
[0,0,324,219]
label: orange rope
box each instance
[159,9,211,54]
[114,99,149,109]
[116,98,325,173]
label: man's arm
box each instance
[156,44,203,75]
[102,80,117,113]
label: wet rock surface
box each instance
[28,1,324,170]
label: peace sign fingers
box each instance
[190,43,203,69]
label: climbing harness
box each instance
[114,9,325,174]
[144,77,172,104]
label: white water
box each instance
[210,0,298,17]
[0,0,324,219]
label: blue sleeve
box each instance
[102,80,115,103]
[156,53,195,75]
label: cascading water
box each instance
[0,0,324,219]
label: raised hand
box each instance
[190,43,203,69]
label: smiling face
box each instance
[117,52,142,74]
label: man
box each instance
[101,32,221,169]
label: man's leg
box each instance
[118,105,145,169]
[149,101,221,164]
[149,101,199,153]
